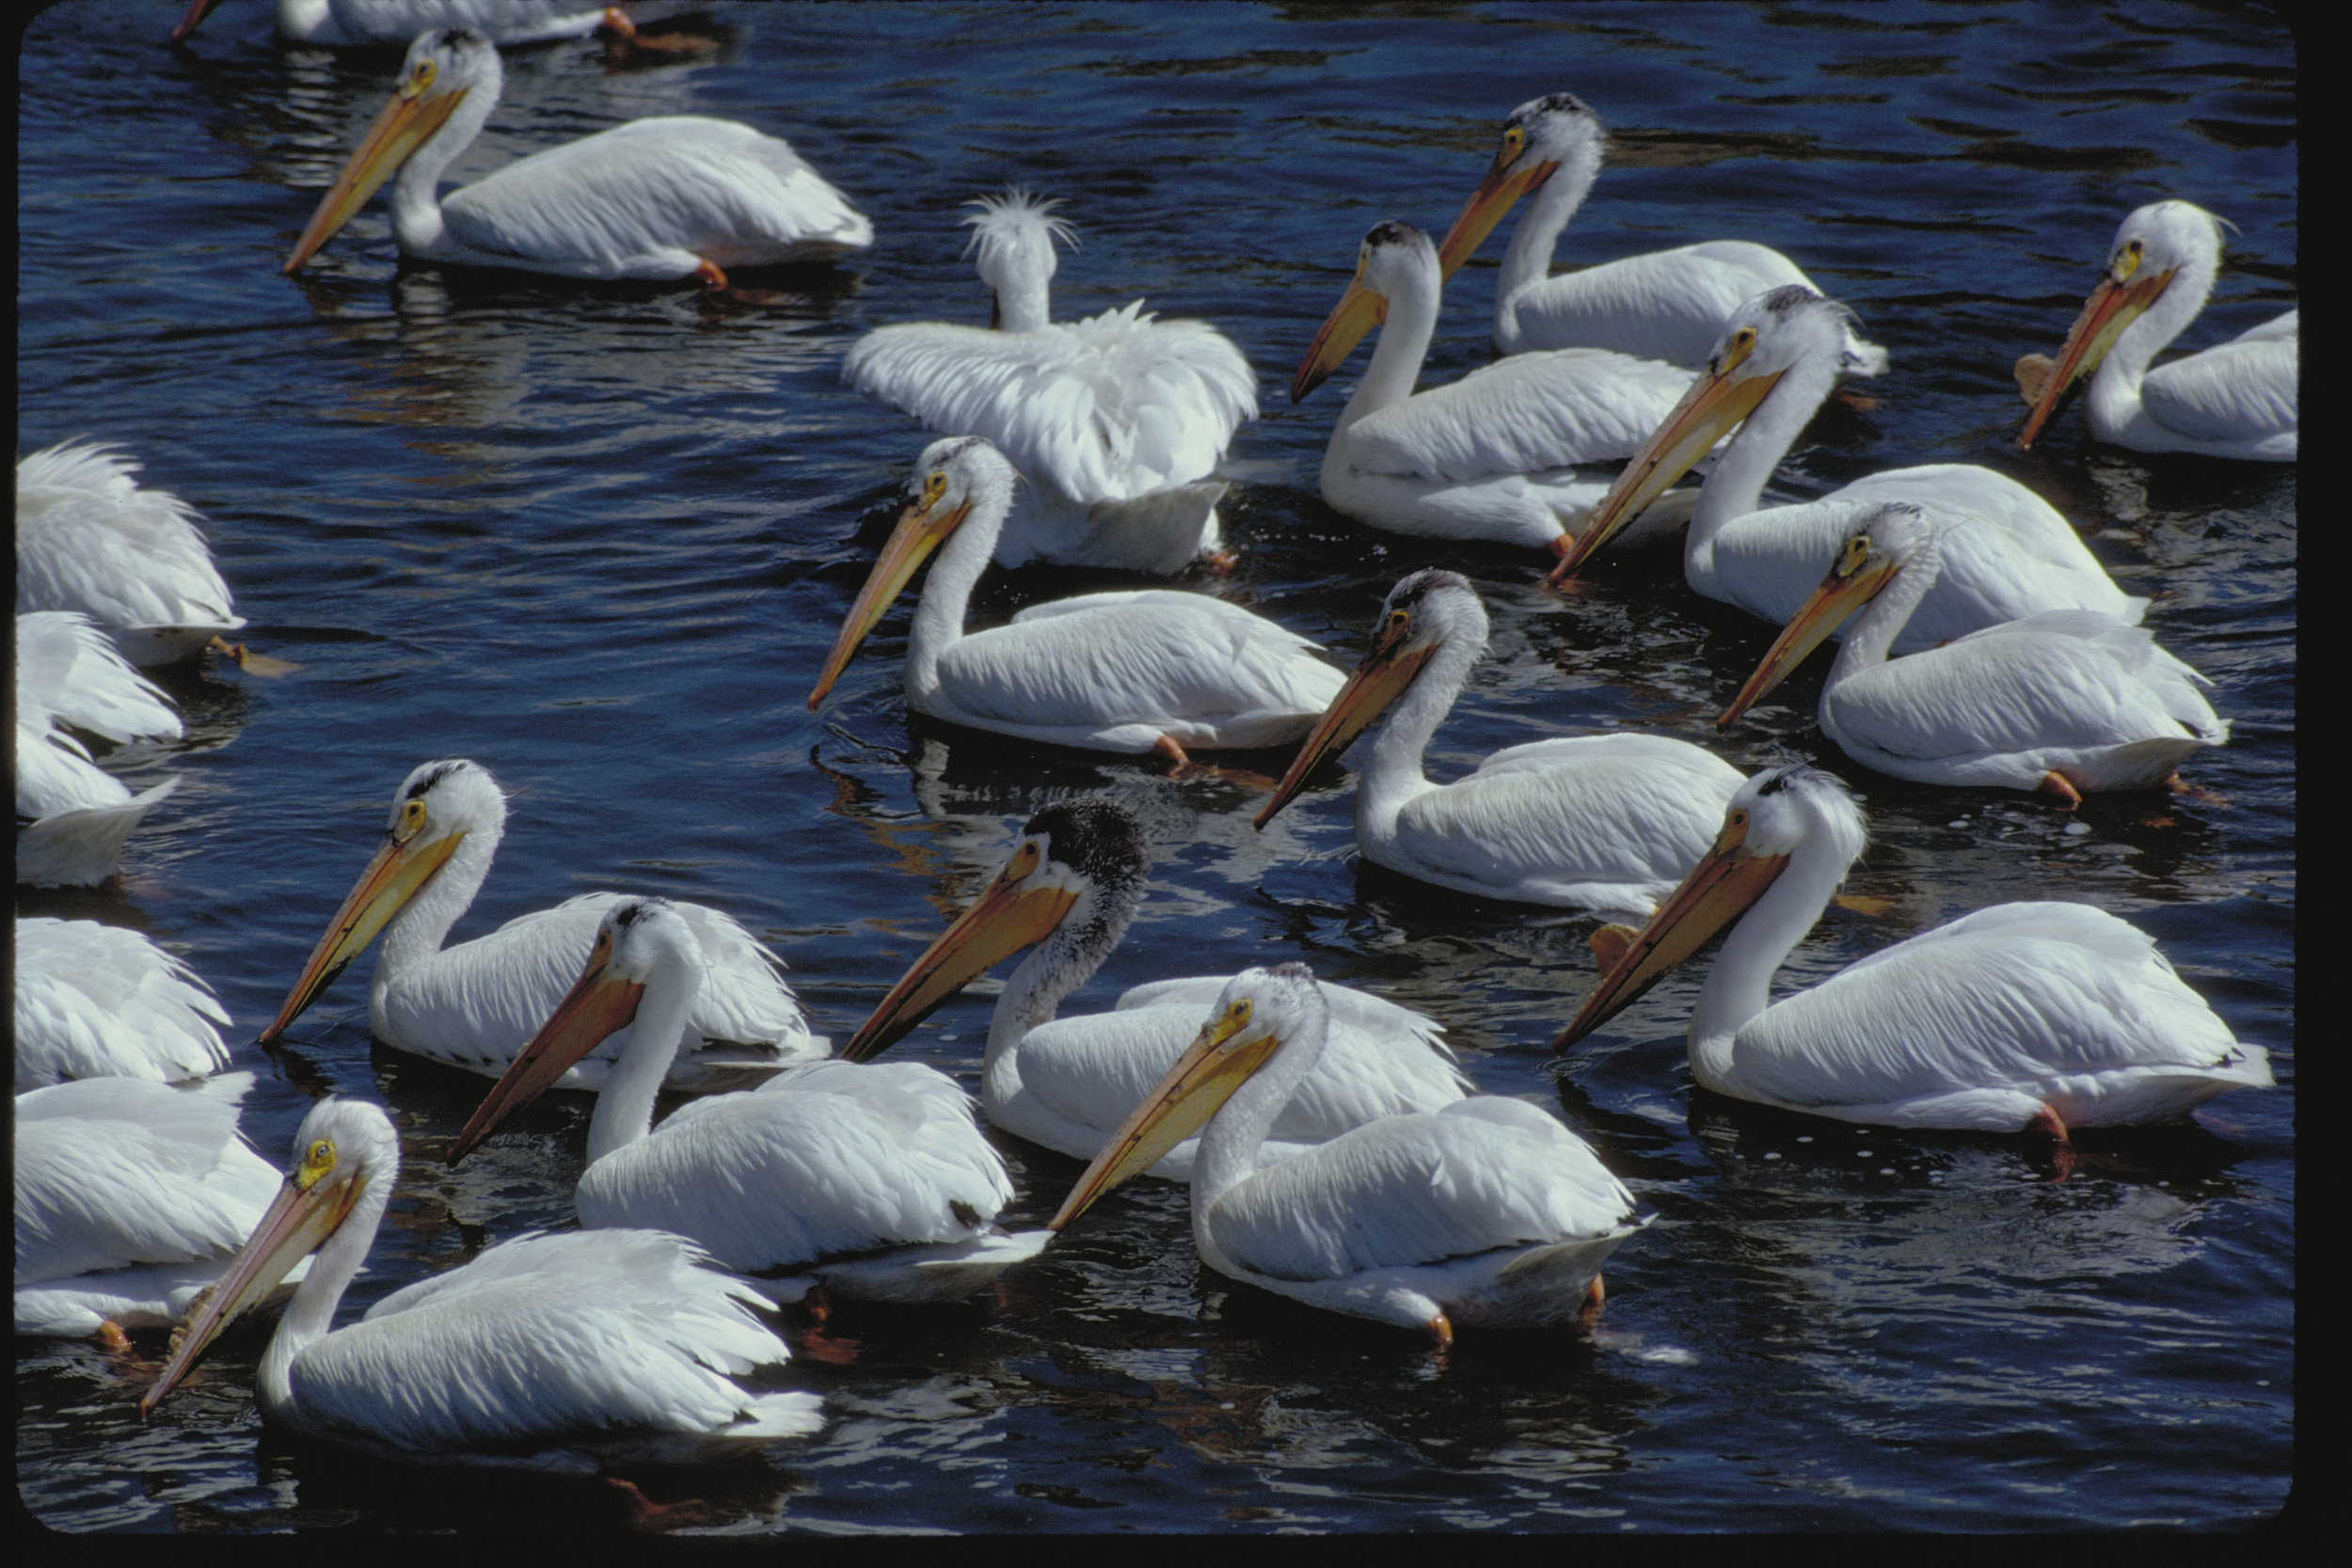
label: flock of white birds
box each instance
[18,0,2290,1473]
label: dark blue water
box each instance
[18,0,2293,1532]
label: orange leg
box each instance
[691,259,729,291]
[1424,1312,1454,1351]
[1201,546,1240,576]
[2039,770,2084,809]
[1578,1274,1607,1329]
[607,1478,713,1530]
[596,8,638,40]
[1548,531,1576,561]
[1151,735,1194,771]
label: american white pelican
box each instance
[16,1073,302,1339]
[15,918,230,1090]
[15,610,183,889]
[841,797,1469,1180]
[256,758,825,1090]
[173,0,659,48]
[1716,504,2228,803]
[1555,285,2145,652]
[140,1098,824,1462]
[446,897,1050,1304]
[1293,221,1700,554]
[1434,91,1888,376]
[1051,965,1645,1345]
[281,28,871,285]
[844,190,1258,574]
[806,437,1343,761]
[2016,200,2296,461]
[16,441,245,667]
[1551,765,2272,1137]
[1253,570,1744,912]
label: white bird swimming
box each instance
[15,610,183,889]
[1552,765,2272,1138]
[16,441,245,667]
[1555,285,2145,652]
[1716,503,2227,803]
[139,1098,823,1464]
[1253,570,1744,912]
[2016,199,2296,462]
[1434,91,1888,376]
[1293,221,1700,555]
[14,918,230,1091]
[1051,965,1645,1346]
[446,897,1049,1304]
[844,189,1258,574]
[841,798,1470,1181]
[281,27,871,285]
[256,758,824,1090]
[806,437,1343,762]
[173,0,660,48]
[16,1073,302,1339]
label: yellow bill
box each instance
[258,826,465,1045]
[1715,534,1898,729]
[806,483,971,709]
[284,63,468,274]
[445,929,646,1164]
[1435,137,1559,278]
[1292,274,1389,404]
[2015,260,2176,449]
[1253,615,1438,831]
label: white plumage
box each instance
[139,1099,823,1464]
[843,189,1258,573]
[283,28,871,283]
[14,918,230,1090]
[1256,570,1745,912]
[15,610,183,888]
[1719,503,2227,799]
[174,0,652,48]
[806,437,1343,757]
[17,441,245,667]
[1052,966,1645,1344]
[1553,765,2271,1135]
[842,798,1470,1181]
[256,758,825,1090]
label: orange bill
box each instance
[1292,275,1389,404]
[284,67,468,273]
[2015,264,2176,449]
[1715,536,1898,729]
[1253,620,1438,830]
[258,828,465,1045]
[1435,144,1560,279]
[806,490,971,708]
[445,932,646,1164]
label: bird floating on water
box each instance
[14,917,230,1091]
[15,610,183,888]
[173,0,671,49]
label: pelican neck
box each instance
[1494,146,1601,347]
[373,821,503,1006]
[1356,624,1484,836]
[257,1161,392,1424]
[1686,818,1853,1095]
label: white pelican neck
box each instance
[257,1140,395,1425]
[904,461,1017,704]
[1495,142,1601,346]
[582,935,704,1165]
[1356,619,1484,836]
[1686,801,1857,1095]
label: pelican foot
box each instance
[1578,1274,1607,1329]
[1588,923,1638,971]
[596,8,637,40]
[691,259,730,291]
[2038,771,2085,810]
[795,1327,862,1366]
[1424,1312,1454,1352]
[1151,735,1194,771]
[1547,531,1576,562]
[2029,1104,2076,1180]
[607,1478,714,1531]
[95,1321,134,1356]
[1201,547,1240,576]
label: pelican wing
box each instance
[14,918,230,1090]
[2141,333,2296,449]
[1510,241,1815,366]
[1346,348,1692,480]
[14,611,181,746]
[14,442,242,645]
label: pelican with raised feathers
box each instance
[1051,965,1645,1345]
[446,898,1049,1304]
[807,437,1343,762]
[1552,765,2271,1138]
[2016,199,2296,461]
[1554,286,2145,652]
[1434,91,1888,376]
[257,758,824,1090]
[1716,504,2227,803]
[17,441,245,667]
[17,1073,304,1339]
[281,28,870,285]
[15,918,230,1090]
[843,189,1258,573]
[1253,571,1742,911]
[1294,221,1700,555]
[15,610,183,888]
[139,1098,823,1464]
[841,798,1470,1181]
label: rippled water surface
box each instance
[18,0,2293,1534]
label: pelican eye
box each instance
[922,472,947,508]
[1838,536,1869,576]
[2113,238,2142,282]
[1223,998,1252,1037]
[394,799,428,840]
[1500,125,1525,160]
[295,1138,338,1188]
[405,59,437,97]
[1005,840,1042,881]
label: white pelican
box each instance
[16,441,245,667]
[16,1073,303,1340]
[2016,200,2296,462]
[446,897,1050,1304]
[806,437,1343,762]
[257,758,824,1090]
[1551,765,2272,1138]
[1716,504,2228,804]
[1252,570,1744,912]
[1293,221,1701,555]
[173,0,662,49]
[140,1098,824,1463]
[15,918,230,1091]
[841,797,1469,1180]
[1050,965,1645,1346]
[844,189,1258,574]
[281,28,871,286]
[1555,285,2145,652]
[1433,91,1888,376]
[15,610,183,889]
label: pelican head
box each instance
[1716,502,1934,729]
[1552,765,1861,1053]
[2016,200,2227,450]
[842,796,1147,1063]
[284,28,503,274]
[1254,569,1486,830]
[807,436,1015,709]
[140,1098,399,1417]
[963,188,1076,333]
[1552,285,1856,582]
[258,758,506,1045]
[1050,963,1324,1228]
[1435,90,1603,278]
[1293,220,1438,404]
